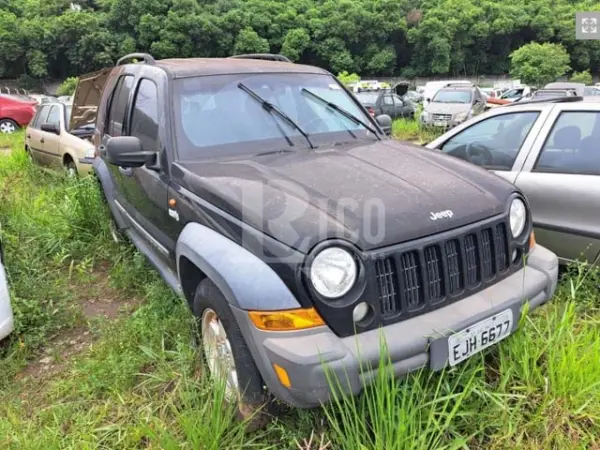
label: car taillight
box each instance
[367,107,375,117]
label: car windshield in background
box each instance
[535,90,568,98]
[432,90,472,104]
[355,92,379,104]
[583,87,600,96]
[174,73,373,160]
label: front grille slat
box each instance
[399,251,423,310]
[372,219,514,329]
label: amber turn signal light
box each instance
[248,308,325,331]
[273,364,291,388]
[529,231,536,250]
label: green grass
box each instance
[1,132,600,449]
[392,118,446,145]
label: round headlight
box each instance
[509,198,527,238]
[310,247,357,298]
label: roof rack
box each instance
[116,53,156,66]
[503,96,583,107]
[228,53,291,63]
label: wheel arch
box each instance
[176,222,301,311]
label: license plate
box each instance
[447,309,513,367]
[433,121,448,127]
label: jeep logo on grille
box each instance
[430,210,454,221]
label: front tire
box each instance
[193,278,271,430]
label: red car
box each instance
[0,95,37,134]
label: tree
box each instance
[233,27,269,55]
[570,70,593,85]
[510,43,571,86]
[56,76,78,96]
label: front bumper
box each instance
[233,244,558,408]
[0,262,14,341]
[77,157,96,174]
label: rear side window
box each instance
[130,79,159,151]
[535,111,600,175]
[106,75,134,137]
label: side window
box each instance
[31,106,49,129]
[130,79,159,151]
[45,106,60,127]
[106,75,134,137]
[535,111,600,175]
[383,95,394,105]
[441,111,540,170]
[393,95,404,106]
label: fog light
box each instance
[512,249,519,263]
[352,302,370,323]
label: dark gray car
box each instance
[427,97,600,264]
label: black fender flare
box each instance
[176,222,301,311]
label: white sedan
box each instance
[0,242,13,340]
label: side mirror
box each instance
[375,114,392,135]
[104,136,155,168]
[41,122,60,134]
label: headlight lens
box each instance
[455,111,468,121]
[509,198,527,238]
[84,147,95,159]
[310,247,357,298]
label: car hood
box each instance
[173,140,514,253]
[425,102,471,115]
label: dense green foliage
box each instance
[0,0,599,79]
[571,69,594,85]
[510,42,571,86]
[56,76,79,96]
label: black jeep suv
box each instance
[75,53,558,419]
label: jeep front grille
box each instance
[374,220,514,320]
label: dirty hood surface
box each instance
[174,139,514,253]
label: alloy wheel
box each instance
[201,308,240,402]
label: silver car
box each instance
[0,240,13,340]
[426,97,600,264]
[420,85,487,128]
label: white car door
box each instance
[514,105,600,264]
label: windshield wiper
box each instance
[238,83,315,149]
[301,88,380,139]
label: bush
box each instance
[510,43,570,86]
[570,70,593,85]
[56,76,79,96]
[337,71,360,86]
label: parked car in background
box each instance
[405,90,423,103]
[584,86,600,96]
[530,83,584,100]
[25,101,96,175]
[422,80,472,107]
[499,86,532,102]
[355,82,416,120]
[481,88,506,99]
[0,239,14,341]
[426,97,600,264]
[420,85,487,128]
[77,52,558,424]
[0,94,37,133]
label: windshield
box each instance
[355,92,379,104]
[534,90,568,98]
[174,73,373,160]
[65,105,72,123]
[432,90,472,104]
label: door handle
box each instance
[27,134,31,138]
[119,166,133,176]
[40,138,44,143]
